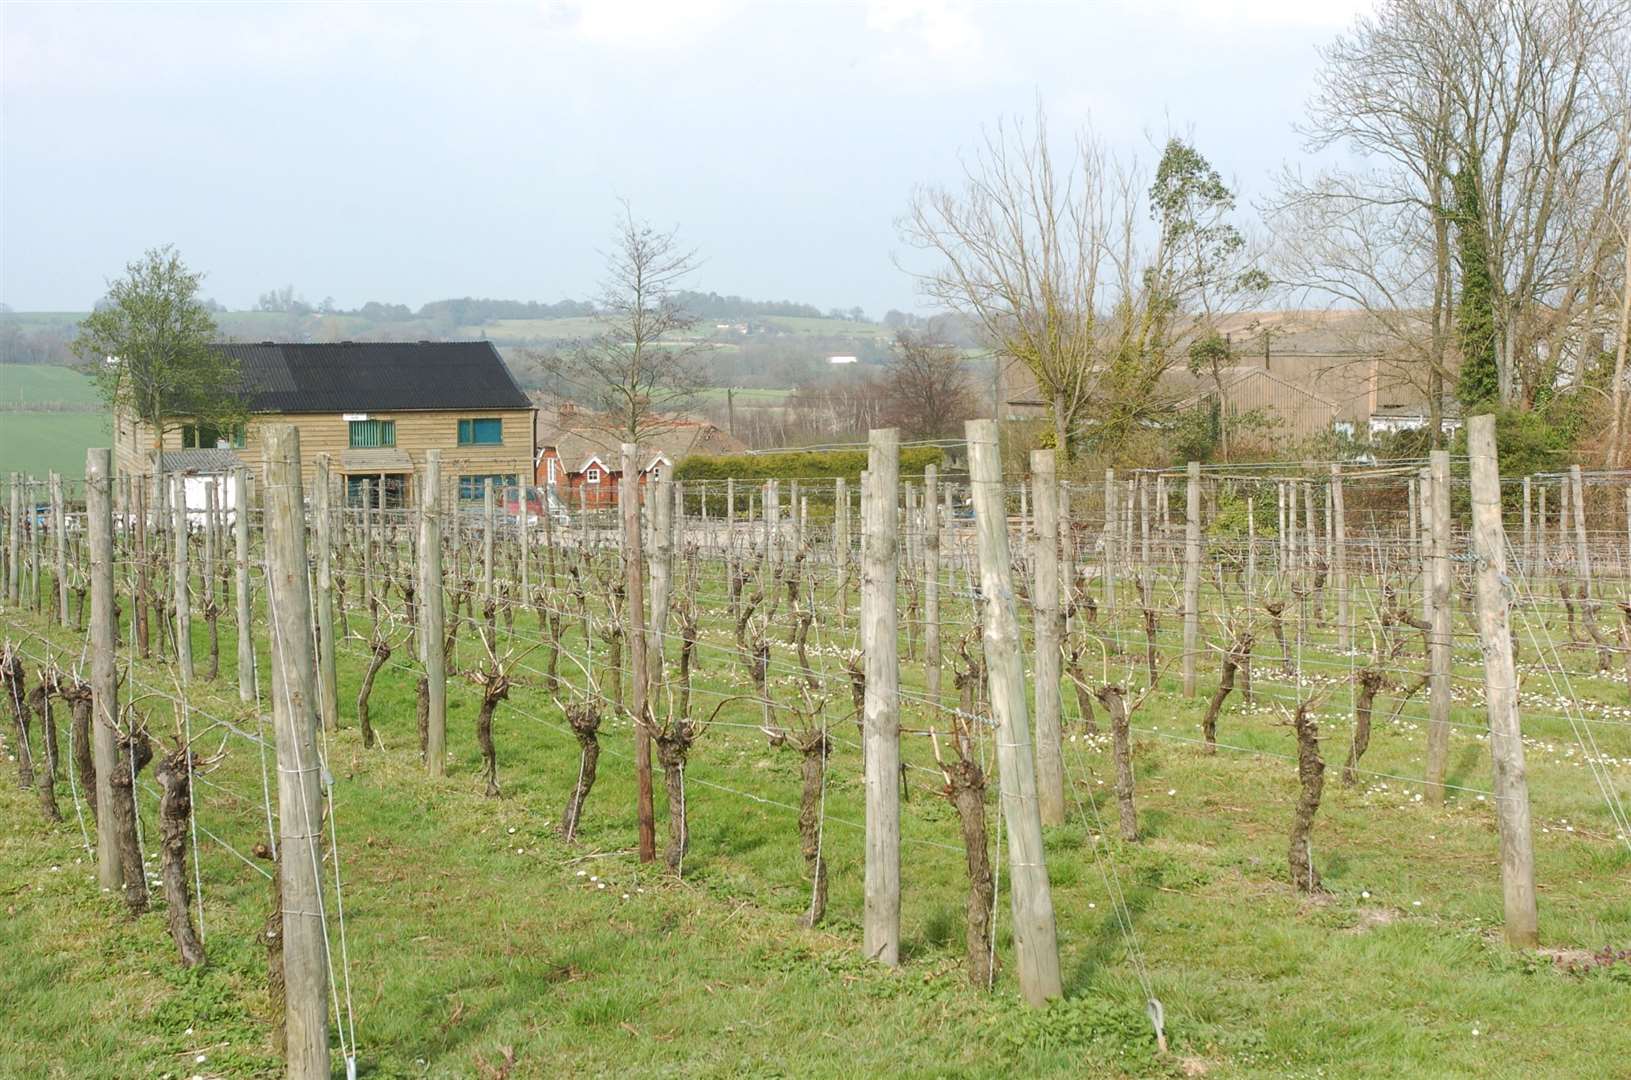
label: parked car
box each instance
[503,486,571,528]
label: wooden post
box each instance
[51,471,68,624]
[1182,461,1201,697]
[261,425,331,1080]
[6,472,18,607]
[861,427,900,966]
[1537,483,1548,573]
[86,449,124,890]
[1570,464,1591,596]
[1521,476,1533,575]
[835,477,849,616]
[1059,478,1075,624]
[421,452,447,776]
[313,456,338,732]
[1277,481,1288,575]
[1103,468,1117,609]
[1139,473,1152,609]
[482,478,496,606]
[622,443,656,863]
[1424,450,1452,803]
[1030,450,1066,825]
[518,480,530,605]
[924,463,942,707]
[965,419,1063,1007]
[235,467,255,703]
[1331,464,1349,652]
[649,476,674,691]
[29,474,41,611]
[171,476,193,684]
[1465,415,1539,947]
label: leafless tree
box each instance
[880,330,977,439]
[541,203,709,444]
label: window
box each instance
[458,418,503,445]
[584,466,602,484]
[458,473,518,501]
[349,419,395,449]
[346,474,408,509]
[181,422,246,449]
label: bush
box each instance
[674,446,946,516]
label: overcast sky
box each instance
[1,0,1368,315]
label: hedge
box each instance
[673,447,946,516]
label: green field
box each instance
[0,363,101,408]
[3,525,1628,1078]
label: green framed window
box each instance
[349,419,395,449]
[458,417,503,445]
[181,422,246,449]
[458,473,518,501]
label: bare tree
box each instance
[880,330,976,439]
[543,203,709,444]
[902,107,1260,462]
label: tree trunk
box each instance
[1201,650,1240,755]
[1096,686,1137,842]
[475,688,505,798]
[155,747,205,966]
[356,639,390,750]
[655,733,691,873]
[68,686,96,824]
[1343,667,1385,786]
[943,756,994,988]
[561,704,601,841]
[1288,701,1326,893]
[4,653,33,790]
[110,726,152,914]
[29,683,60,823]
[797,736,830,927]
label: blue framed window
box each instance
[458,473,518,501]
[458,418,503,445]
[349,419,395,448]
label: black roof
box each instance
[217,341,531,414]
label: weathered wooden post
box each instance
[1569,463,1591,596]
[1182,461,1201,697]
[171,476,194,684]
[924,464,942,706]
[51,470,68,624]
[518,480,530,605]
[6,472,18,606]
[966,419,1062,1007]
[1521,476,1533,575]
[421,452,447,776]
[1537,482,1548,573]
[1331,464,1349,652]
[1424,450,1452,803]
[313,456,338,732]
[261,425,332,1080]
[835,476,849,616]
[1466,415,1539,947]
[87,449,125,891]
[235,467,255,704]
[649,475,674,690]
[1060,478,1075,624]
[622,443,656,864]
[1103,467,1118,610]
[862,427,901,966]
[29,474,41,611]
[1030,450,1066,825]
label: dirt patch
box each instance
[1179,1057,1213,1077]
[1347,906,1400,933]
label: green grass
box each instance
[693,387,792,406]
[2,552,1629,1078]
[0,364,102,408]
[0,411,111,479]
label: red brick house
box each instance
[534,404,746,508]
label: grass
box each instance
[0,364,102,408]
[2,541,1629,1078]
[0,411,111,479]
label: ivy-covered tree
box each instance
[73,245,243,480]
[1451,167,1499,410]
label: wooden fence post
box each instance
[1522,476,1533,575]
[622,443,656,863]
[421,452,447,776]
[313,456,338,732]
[171,476,194,684]
[235,467,255,704]
[649,476,674,691]
[862,427,901,966]
[261,424,331,1080]
[86,449,124,890]
[6,472,18,606]
[965,418,1063,1007]
[1030,450,1065,825]
[1424,450,1452,803]
[1182,461,1201,697]
[51,470,68,624]
[1331,464,1349,653]
[1570,463,1591,596]
[1104,468,1118,610]
[835,476,849,616]
[924,463,942,707]
[1466,414,1539,947]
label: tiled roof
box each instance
[218,341,531,414]
[150,448,243,474]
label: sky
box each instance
[1,0,1370,316]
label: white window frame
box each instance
[585,466,602,485]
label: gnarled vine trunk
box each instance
[560,703,601,841]
[155,746,205,966]
[1095,686,1137,842]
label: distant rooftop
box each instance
[216,341,531,414]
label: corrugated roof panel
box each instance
[218,341,530,413]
